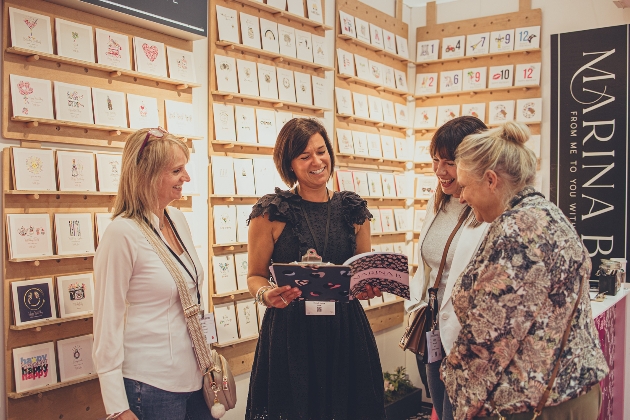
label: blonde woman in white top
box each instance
[93,128,213,420]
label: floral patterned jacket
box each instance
[442,187,609,420]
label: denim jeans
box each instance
[124,378,215,420]
[425,360,453,420]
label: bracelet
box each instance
[255,285,275,307]
[106,412,125,420]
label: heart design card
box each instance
[133,36,167,77]
[416,39,439,61]
[466,32,490,56]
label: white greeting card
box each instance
[278,24,297,58]
[95,28,131,70]
[213,103,236,141]
[336,171,355,192]
[416,39,439,62]
[11,147,56,191]
[336,128,354,154]
[166,46,196,83]
[339,11,356,38]
[216,6,239,44]
[213,254,237,294]
[437,105,460,127]
[414,209,427,232]
[294,72,313,105]
[295,29,313,62]
[234,253,249,290]
[312,76,327,108]
[165,100,195,136]
[133,36,167,77]
[256,109,278,145]
[414,106,437,129]
[414,140,431,163]
[355,17,371,44]
[287,0,305,16]
[277,68,296,103]
[490,29,515,53]
[367,172,383,197]
[466,32,490,56]
[488,100,515,125]
[257,63,279,99]
[382,30,396,54]
[275,111,293,135]
[526,134,542,159]
[441,35,465,59]
[370,210,383,233]
[354,54,370,80]
[54,213,95,255]
[515,26,541,50]
[381,136,396,159]
[367,96,383,121]
[95,153,122,193]
[214,303,239,343]
[10,74,54,120]
[253,158,277,195]
[462,67,487,91]
[366,133,382,158]
[415,72,438,95]
[95,213,113,243]
[352,92,369,118]
[352,131,369,156]
[91,88,127,128]
[516,98,542,123]
[382,66,395,89]
[439,70,463,93]
[416,174,437,199]
[56,150,97,192]
[352,171,370,196]
[9,7,53,54]
[394,174,412,198]
[56,273,94,318]
[215,55,239,93]
[394,138,412,160]
[234,106,257,144]
[383,292,397,303]
[237,299,259,338]
[55,19,95,62]
[380,209,396,232]
[381,174,396,198]
[394,103,408,126]
[57,334,94,382]
[368,295,383,307]
[370,24,384,49]
[312,34,328,66]
[213,205,237,244]
[240,13,261,49]
[335,87,353,115]
[267,0,287,10]
[515,62,541,87]
[233,158,256,195]
[393,69,408,91]
[381,100,396,125]
[11,277,56,327]
[212,156,236,195]
[236,205,250,242]
[54,82,94,124]
[488,65,513,89]
[236,59,259,96]
[260,19,280,53]
[368,60,384,85]
[13,342,57,392]
[461,103,486,123]
[395,35,409,59]
[394,208,411,231]
[126,94,159,129]
[337,49,355,76]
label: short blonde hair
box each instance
[113,128,190,222]
[455,121,537,205]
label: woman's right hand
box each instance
[116,410,139,420]
[264,285,302,308]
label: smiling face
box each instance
[291,133,331,190]
[432,153,460,198]
[157,146,190,208]
[457,166,505,223]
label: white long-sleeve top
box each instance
[93,207,204,414]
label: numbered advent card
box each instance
[133,36,167,77]
[9,7,53,53]
[466,32,490,56]
[54,82,94,124]
[11,147,56,191]
[515,26,541,50]
[56,273,95,318]
[127,94,159,129]
[461,103,486,123]
[441,35,465,59]
[216,6,239,44]
[165,100,196,136]
[415,72,438,95]
[213,104,236,141]
[11,277,56,326]
[57,335,94,382]
[516,98,542,123]
[490,29,515,53]
[95,28,131,70]
[92,88,127,128]
[54,213,95,255]
[96,153,122,193]
[440,70,462,93]
[10,74,54,120]
[56,150,97,192]
[515,63,541,87]
[414,106,437,129]
[237,299,259,338]
[488,100,515,124]
[214,303,239,343]
[213,254,237,294]
[55,19,95,62]
[462,67,487,91]
[488,65,513,89]
[166,46,196,83]
[416,39,439,62]
[13,342,57,392]
[437,105,460,126]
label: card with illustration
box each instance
[394,103,408,126]
[57,334,94,382]
[395,35,409,59]
[439,70,463,93]
[260,19,280,54]
[257,63,279,99]
[488,64,513,89]
[516,98,542,123]
[414,106,437,129]
[367,172,383,197]
[337,49,354,76]
[394,174,412,198]
[381,100,396,125]
[369,24,384,49]
[95,28,131,70]
[9,74,54,120]
[415,72,438,95]
[339,11,356,38]
[95,213,113,244]
[393,69,408,91]
[437,105,460,127]
[11,147,56,191]
[461,103,486,123]
[9,7,53,54]
[54,213,95,255]
[352,92,369,119]
[466,32,490,56]
[306,0,323,23]
[381,174,396,198]
[295,29,313,62]
[233,158,256,195]
[213,205,237,244]
[239,12,261,49]
[312,75,327,108]
[278,24,297,58]
[166,46,196,83]
[287,0,305,16]
[354,54,370,80]
[165,100,195,136]
[414,209,427,232]
[312,34,328,66]
[276,111,293,135]
[267,0,287,10]
[213,254,237,294]
[54,82,94,124]
[462,67,487,91]
[367,96,383,122]
[371,210,383,233]
[336,171,355,192]
[55,19,95,62]
[382,66,396,89]
[212,103,236,141]
[234,106,257,144]
[366,133,382,158]
[277,68,296,103]
[215,54,239,93]
[352,171,370,196]
[379,208,396,231]
[414,140,431,163]
[416,39,439,62]
[352,131,369,156]
[56,150,97,192]
[490,29,515,53]
[382,30,397,54]
[133,36,167,77]
[515,26,541,50]
[95,153,122,193]
[253,158,277,195]
[394,208,412,231]
[234,252,249,291]
[92,88,127,128]
[236,205,250,242]
[416,174,437,199]
[294,72,313,105]
[441,35,465,59]
[488,100,515,125]
[56,273,94,318]
[368,60,384,85]
[336,128,354,154]
[216,6,239,44]
[354,17,371,43]
[394,138,412,160]
[11,277,56,326]
[126,94,159,129]
[13,342,57,393]
[335,87,353,115]
[214,303,239,343]
[236,59,259,96]
[256,108,278,145]
[380,136,396,159]
[236,299,259,338]
[7,213,54,259]
[211,156,236,196]
[515,62,541,86]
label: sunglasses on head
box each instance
[137,127,168,163]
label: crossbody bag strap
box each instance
[433,206,471,289]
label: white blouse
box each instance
[93,208,205,414]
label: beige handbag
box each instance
[136,217,237,418]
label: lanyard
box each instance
[145,212,201,306]
[296,187,331,262]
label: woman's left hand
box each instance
[356,285,382,300]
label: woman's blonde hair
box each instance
[113,128,189,222]
[455,121,537,206]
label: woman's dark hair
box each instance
[274,118,335,187]
[430,116,487,215]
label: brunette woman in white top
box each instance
[405,117,489,420]
[93,128,212,420]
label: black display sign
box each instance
[550,25,628,272]
[80,0,207,37]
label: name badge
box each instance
[426,330,443,363]
[305,301,336,316]
[199,313,218,345]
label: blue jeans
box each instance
[426,360,453,420]
[124,378,215,420]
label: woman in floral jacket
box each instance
[443,121,608,420]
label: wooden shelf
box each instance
[415,48,541,67]
[336,153,410,167]
[216,41,333,72]
[211,140,275,151]
[212,91,331,113]
[371,231,408,237]
[211,289,253,304]
[414,85,536,101]
[213,335,259,348]
[6,47,201,89]
[227,0,332,30]
[415,122,539,133]
[364,297,404,311]
[10,314,92,331]
[378,49,411,64]
[212,242,248,253]
[9,253,94,264]
[7,374,98,399]
[337,35,410,64]
[336,114,408,132]
[212,289,250,299]
[210,195,260,200]
[337,74,413,99]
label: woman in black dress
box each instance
[246,118,385,420]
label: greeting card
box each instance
[414,106,437,129]
[339,11,356,38]
[351,131,368,156]
[466,32,490,56]
[383,292,397,303]
[367,133,382,158]
[260,19,280,53]
[394,138,412,160]
[337,49,355,76]
[416,174,437,199]
[253,158,277,195]
[381,174,396,198]
[416,39,439,62]
[439,70,463,93]
[214,303,239,343]
[335,87,353,115]
[237,299,259,338]
[91,88,127,128]
[336,128,354,154]
[294,72,313,105]
[437,105,460,127]
[393,69,408,91]
[415,72,438,95]
[233,158,256,195]
[488,65,513,89]
[126,94,159,129]
[395,35,409,59]
[7,214,54,259]
[394,103,408,126]
[212,103,237,141]
[56,273,94,318]
[352,92,369,118]
[275,111,293,135]
[526,135,542,159]
[236,205,250,242]
[236,59,259,97]
[382,30,396,54]
[296,29,313,62]
[370,210,383,233]
[256,108,278,145]
[95,28,131,70]
[278,24,297,58]
[355,17,371,43]
[287,0,305,16]
[277,68,296,103]
[234,106,257,143]
[380,209,396,232]
[394,174,412,198]
[11,147,56,191]
[367,96,383,122]
[257,63,279,99]
[213,254,237,294]
[94,153,122,193]
[414,140,431,163]
[55,19,94,62]
[240,12,261,49]
[354,54,370,80]
[312,76,327,108]
[216,6,239,44]
[381,66,395,89]
[381,100,396,125]
[515,62,541,86]
[165,100,196,137]
[13,342,57,392]
[54,213,95,255]
[213,205,237,244]
[368,60,384,85]
[54,82,94,124]
[336,171,355,192]
[441,35,465,59]
[9,74,54,120]
[394,208,411,231]
[369,24,384,49]
[95,213,113,244]
[9,7,53,54]
[211,156,236,195]
[515,26,541,50]
[462,67,487,91]
[312,34,328,66]
[133,36,167,77]
[380,136,396,159]
[490,29,515,53]
[352,171,370,196]
[56,150,96,192]
[267,0,287,10]
[57,335,94,382]
[215,55,239,93]
[367,172,383,197]
[11,278,56,326]
[516,98,542,123]
[234,253,249,290]
[414,209,427,232]
[166,46,196,83]
[461,103,486,123]
[488,100,515,125]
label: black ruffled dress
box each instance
[245,189,386,420]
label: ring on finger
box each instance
[280,294,288,305]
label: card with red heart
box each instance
[133,36,167,77]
